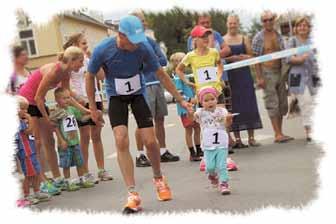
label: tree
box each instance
[145,7,230,56]
[206,9,229,36]
[246,17,262,39]
[145,7,195,56]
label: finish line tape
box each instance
[46,45,314,107]
[223,44,314,71]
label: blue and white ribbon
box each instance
[46,45,314,107]
[223,45,314,71]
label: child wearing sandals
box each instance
[189,87,233,194]
[15,96,51,207]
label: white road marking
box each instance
[106,152,117,159]
[166,123,176,128]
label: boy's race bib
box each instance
[62,115,78,132]
[202,128,227,149]
[197,66,217,84]
[115,75,141,95]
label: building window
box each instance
[19,29,37,57]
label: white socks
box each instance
[160,148,167,155]
[137,150,145,157]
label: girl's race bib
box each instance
[197,66,217,84]
[202,128,227,149]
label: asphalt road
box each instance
[34,90,322,214]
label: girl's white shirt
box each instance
[70,57,102,102]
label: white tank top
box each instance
[16,74,29,92]
[70,57,102,102]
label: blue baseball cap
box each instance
[119,15,147,44]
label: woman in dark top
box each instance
[223,14,263,148]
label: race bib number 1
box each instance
[115,75,141,95]
[203,129,227,148]
[62,115,78,132]
[197,66,217,84]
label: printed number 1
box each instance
[204,70,211,80]
[125,81,134,93]
[212,132,219,144]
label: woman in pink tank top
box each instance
[18,46,85,187]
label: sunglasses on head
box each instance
[262,18,274,23]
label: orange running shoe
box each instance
[122,192,142,214]
[153,176,172,201]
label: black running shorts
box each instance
[108,95,153,129]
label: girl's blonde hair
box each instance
[17,95,28,109]
[57,46,83,63]
[169,52,186,70]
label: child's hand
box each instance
[22,112,31,120]
[59,140,68,150]
[225,113,233,127]
[190,97,197,105]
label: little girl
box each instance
[170,52,202,161]
[190,87,233,194]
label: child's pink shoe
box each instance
[199,158,206,171]
[227,157,238,171]
[219,182,231,195]
[16,198,31,208]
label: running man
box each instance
[86,15,191,214]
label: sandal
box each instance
[248,139,261,147]
[274,135,294,143]
[232,141,249,149]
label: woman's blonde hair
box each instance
[57,46,83,63]
[227,14,240,24]
[63,33,84,50]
